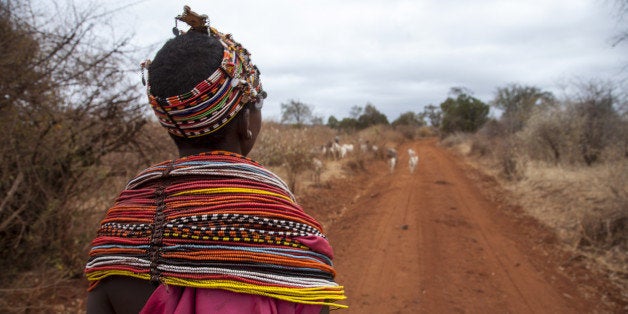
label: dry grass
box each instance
[514,161,627,298]
[512,162,626,247]
[448,134,628,300]
[440,132,474,155]
[0,268,86,314]
[251,124,405,196]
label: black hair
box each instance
[148,32,223,98]
[148,32,238,147]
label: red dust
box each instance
[303,138,624,313]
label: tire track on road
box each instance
[328,138,601,313]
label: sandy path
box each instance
[327,138,605,313]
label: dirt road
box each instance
[324,138,615,313]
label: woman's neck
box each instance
[177,143,242,158]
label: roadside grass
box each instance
[444,133,627,302]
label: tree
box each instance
[517,79,626,166]
[392,111,425,127]
[357,103,389,128]
[492,84,555,133]
[338,117,359,132]
[0,0,145,278]
[570,80,622,165]
[392,111,426,139]
[280,99,313,126]
[422,104,442,128]
[327,115,339,129]
[249,123,315,194]
[349,105,363,119]
[611,0,628,47]
[440,87,489,133]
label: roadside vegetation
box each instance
[441,81,627,298]
[0,0,626,312]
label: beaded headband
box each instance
[141,6,266,138]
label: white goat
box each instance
[387,148,398,174]
[360,143,368,153]
[408,148,419,173]
[312,158,323,185]
[388,157,397,174]
[322,142,341,160]
[339,144,353,158]
[331,142,342,160]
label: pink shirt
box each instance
[140,286,322,314]
[140,236,333,314]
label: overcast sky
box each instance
[113,0,626,121]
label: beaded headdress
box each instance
[141,6,266,138]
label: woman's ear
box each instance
[238,107,251,140]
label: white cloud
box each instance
[115,0,626,121]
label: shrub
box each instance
[577,163,627,251]
[579,209,627,249]
[251,123,332,193]
[496,137,526,180]
[417,126,437,137]
[356,125,404,159]
[440,87,490,134]
[578,163,628,250]
[395,125,418,140]
[0,0,145,279]
[485,80,627,167]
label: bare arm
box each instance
[87,276,156,314]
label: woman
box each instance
[85,6,345,313]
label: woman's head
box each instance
[144,7,265,156]
[149,32,222,100]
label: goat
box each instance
[408,148,419,173]
[387,148,398,174]
[312,158,323,185]
[359,139,374,153]
[322,141,341,160]
[342,143,354,154]
[360,143,368,153]
[331,142,342,160]
[338,144,353,159]
[388,156,397,174]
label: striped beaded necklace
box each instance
[85,151,346,308]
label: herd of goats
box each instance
[310,138,420,185]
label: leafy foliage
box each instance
[492,84,555,133]
[391,111,426,140]
[327,103,389,132]
[422,104,442,128]
[337,117,359,132]
[358,103,389,128]
[327,115,339,129]
[392,111,425,127]
[440,88,489,134]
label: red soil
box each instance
[302,138,624,313]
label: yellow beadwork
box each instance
[87,270,347,308]
[172,187,294,203]
[163,277,348,308]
